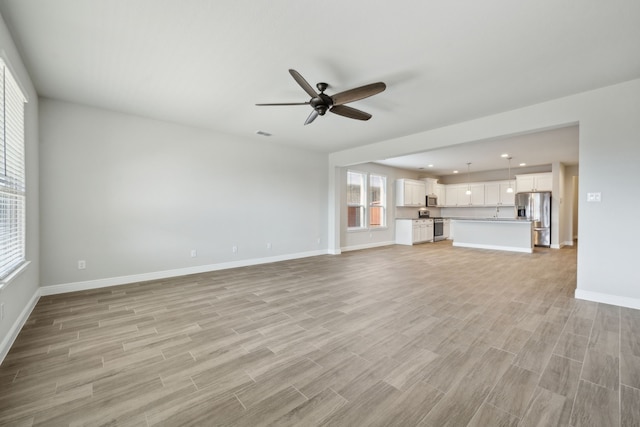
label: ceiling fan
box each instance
[256,69,386,125]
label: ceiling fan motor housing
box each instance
[310,93,333,115]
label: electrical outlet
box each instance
[317,237,321,245]
[587,192,601,202]
[77,260,86,270]
[190,249,197,258]
[266,242,272,250]
[232,246,238,253]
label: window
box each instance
[346,170,387,230]
[347,170,366,229]
[0,59,27,281]
[369,174,386,227]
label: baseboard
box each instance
[0,288,40,366]
[575,289,640,310]
[452,242,533,253]
[40,250,329,296]
[562,240,574,247]
[341,241,396,252]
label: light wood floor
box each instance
[1,242,639,426]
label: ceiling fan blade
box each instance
[330,105,372,121]
[255,102,310,106]
[331,82,386,106]
[289,69,318,98]
[304,109,319,125]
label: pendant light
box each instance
[506,156,514,193]
[465,162,472,195]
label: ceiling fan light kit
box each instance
[256,69,386,125]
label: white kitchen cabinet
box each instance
[502,183,516,205]
[485,181,516,206]
[442,184,479,206]
[395,219,433,245]
[469,184,485,205]
[396,179,426,207]
[516,173,552,192]
[444,185,460,206]
[422,178,438,195]
[455,184,485,206]
[435,184,446,206]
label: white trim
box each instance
[562,240,574,247]
[341,241,395,252]
[0,261,31,291]
[452,242,533,253]
[40,250,328,296]
[575,289,640,310]
[0,50,30,102]
[551,244,561,249]
[0,287,40,366]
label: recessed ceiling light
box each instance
[255,130,272,137]
[428,164,434,168]
[453,170,459,174]
[500,153,509,158]
[519,163,527,166]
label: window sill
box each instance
[347,226,388,233]
[0,261,31,292]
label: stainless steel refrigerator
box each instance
[515,191,551,247]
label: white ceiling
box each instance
[0,1,639,161]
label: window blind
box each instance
[0,59,27,280]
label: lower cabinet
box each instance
[396,219,434,245]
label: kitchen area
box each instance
[395,174,554,253]
[341,126,579,254]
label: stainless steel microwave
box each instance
[426,195,438,207]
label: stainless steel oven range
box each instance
[432,217,445,241]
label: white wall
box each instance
[329,78,640,309]
[39,99,328,289]
[0,14,40,361]
[562,165,579,246]
[551,162,564,248]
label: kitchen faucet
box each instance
[494,206,500,218]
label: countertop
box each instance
[397,217,529,222]
[449,217,531,222]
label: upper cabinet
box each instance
[444,184,485,206]
[444,185,459,207]
[422,178,438,195]
[435,184,446,206]
[396,179,426,206]
[516,173,552,192]
[434,175,551,208]
[485,181,516,206]
[464,184,486,206]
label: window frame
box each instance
[346,170,367,230]
[346,169,388,231]
[368,173,387,228]
[0,57,28,285]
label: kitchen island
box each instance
[451,218,533,253]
